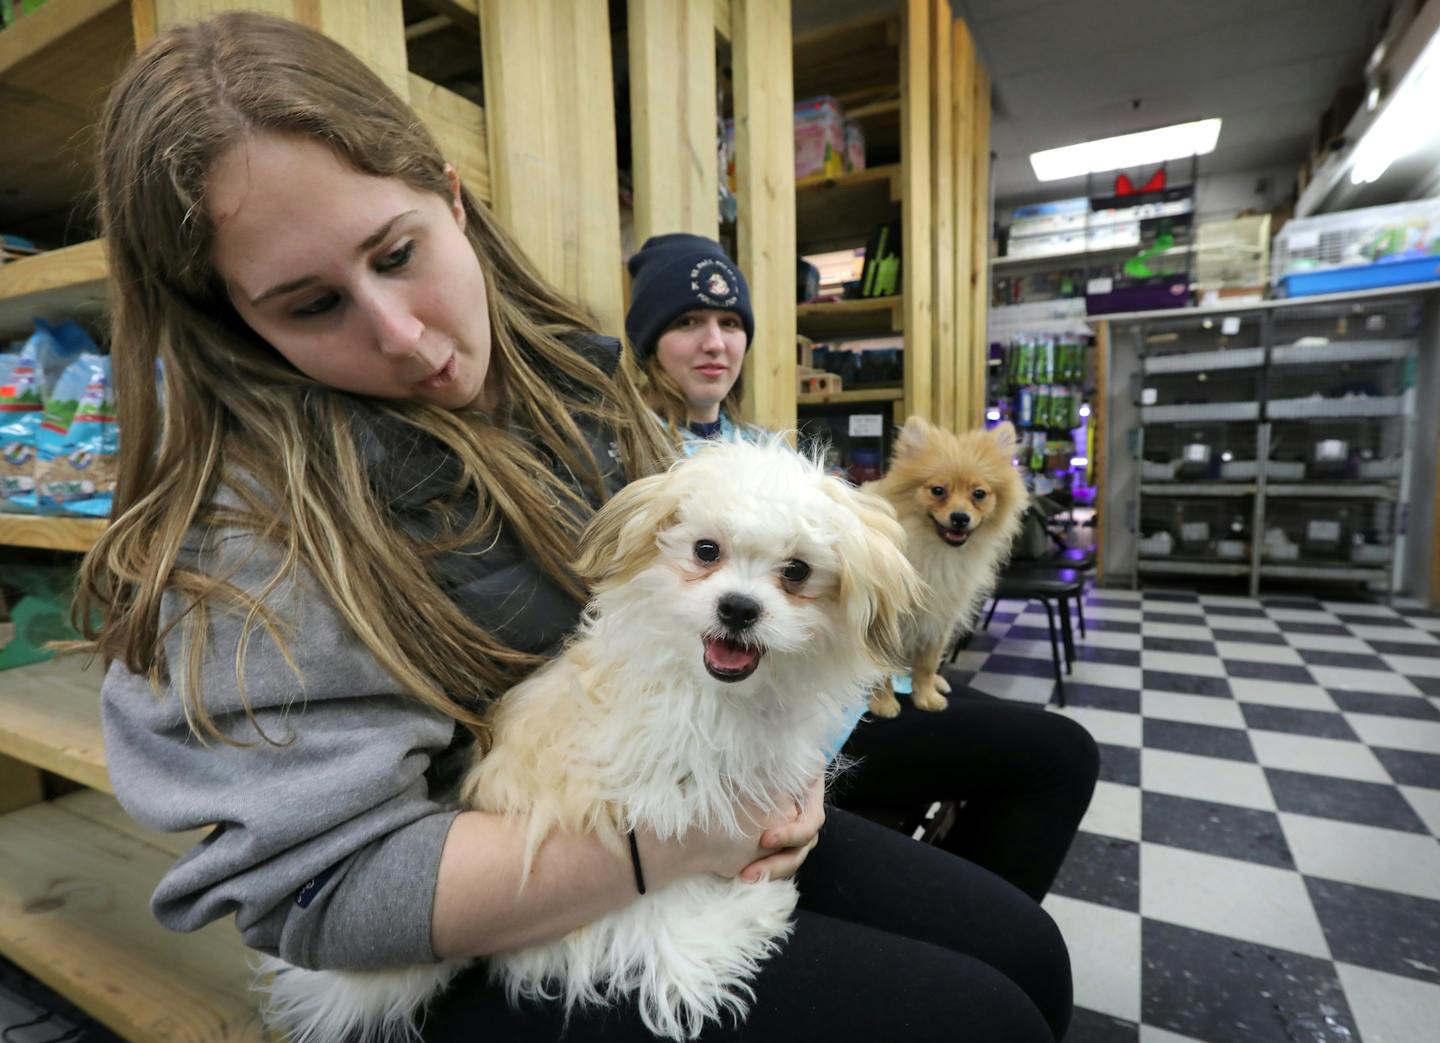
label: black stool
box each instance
[981,568,1085,707]
[1006,548,1094,638]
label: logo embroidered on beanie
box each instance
[690,258,740,309]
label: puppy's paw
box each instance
[933,675,952,695]
[911,686,949,712]
[868,691,903,718]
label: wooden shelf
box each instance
[0,0,135,244]
[798,386,903,407]
[792,11,899,101]
[0,655,109,794]
[0,791,265,1042]
[796,295,902,338]
[797,163,902,251]
[0,239,109,338]
[0,511,106,552]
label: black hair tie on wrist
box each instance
[627,829,647,895]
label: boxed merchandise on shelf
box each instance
[1195,214,1271,296]
[794,96,847,180]
[1272,197,1440,297]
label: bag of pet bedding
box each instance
[35,353,117,518]
[0,319,92,511]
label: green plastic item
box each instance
[0,564,82,671]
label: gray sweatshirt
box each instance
[101,336,628,970]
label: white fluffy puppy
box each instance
[258,438,922,1043]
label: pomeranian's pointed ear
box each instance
[990,421,1017,452]
[895,415,935,454]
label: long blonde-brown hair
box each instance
[638,353,745,443]
[77,11,669,742]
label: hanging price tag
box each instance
[1221,316,1241,335]
[848,413,884,437]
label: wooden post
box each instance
[928,0,954,430]
[482,0,625,337]
[136,0,410,98]
[732,0,796,432]
[900,0,931,424]
[951,17,976,430]
[627,0,719,245]
[968,63,992,431]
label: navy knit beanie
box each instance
[625,234,754,360]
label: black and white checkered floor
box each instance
[952,586,1440,1043]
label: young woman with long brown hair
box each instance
[85,12,1068,1040]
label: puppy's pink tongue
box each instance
[704,636,761,672]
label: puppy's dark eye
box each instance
[781,559,811,583]
[973,489,988,501]
[930,485,946,497]
[694,539,721,563]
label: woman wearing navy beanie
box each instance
[625,233,758,449]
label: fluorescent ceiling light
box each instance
[1030,118,1222,182]
[1350,28,1440,185]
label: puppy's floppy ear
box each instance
[818,477,926,671]
[990,420,1018,453]
[574,472,681,590]
[893,415,935,458]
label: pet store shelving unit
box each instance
[1096,286,1439,601]
[789,2,992,481]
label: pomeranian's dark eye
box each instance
[973,489,988,501]
[781,559,811,583]
[694,539,721,563]
[929,485,946,497]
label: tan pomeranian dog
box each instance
[865,417,1029,717]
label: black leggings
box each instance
[420,809,1068,1042]
[835,687,1101,902]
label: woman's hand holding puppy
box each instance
[637,776,826,886]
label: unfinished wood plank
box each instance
[0,794,264,1042]
[0,240,109,340]
[732,0,796,432]
[48,787,211,860]
[482,0,625,336]
[968,62,992,431]
[627,0,719,245]
[408,73,491,204]
[0,513,106,553]
[0,656,109,795]
[310,0,411,99]
[900,0,931,423]
[713,0,731,42]
[951,17,976,430]
[928,0,954,430]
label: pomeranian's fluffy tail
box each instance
[253,956,467,1043]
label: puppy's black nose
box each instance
[717,593,763,631]
[950,511,972,530]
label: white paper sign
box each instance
[1141,387,1159,405]
[1221,316,1241,335]
[848,413,884,437]
[1288,229,1321,251]
[1087,277,1114,295]
[1307,520,1341,542]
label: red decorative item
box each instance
[1113,167,1167,196]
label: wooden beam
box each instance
[732,0,796,432]
[481,0,625,336]
[0,756,43,816]
[408,74,491,204]
[627,0,719,246]
[951,17,976,430]
[713,0,732,42]
[900,0,931,424]
[136,1,411,98]
[968,62,992,430]
[928,0,954,430]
